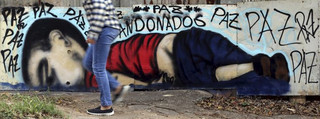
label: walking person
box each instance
[82,0,130,116]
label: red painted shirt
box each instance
[86,33,165,87]
[107,34,165,82]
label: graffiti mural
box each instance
[0,3,89,90]
[0,0,319,95]
[22,18,87,88]
[103,28,290,94]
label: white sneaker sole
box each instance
[87,110,114,116]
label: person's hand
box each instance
[86,38,96,44]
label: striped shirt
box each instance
[83,0,121,41]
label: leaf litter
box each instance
[196,95,320,116]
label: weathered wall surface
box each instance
[0,0,228,7]
[0,0,319,95]
[236,0,320,95]
[0,0,85,7]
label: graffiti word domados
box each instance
[119,14,205,38]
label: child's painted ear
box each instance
[49,30,72,47]
[49,29,64,41]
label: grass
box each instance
[0,93,64,119]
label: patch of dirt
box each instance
[48,92,101,114]
[196,95,320,116]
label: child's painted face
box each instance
[27,30,86,87]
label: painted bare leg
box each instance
[215,63,253,81]
[156,34,177,79]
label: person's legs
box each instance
[82,27,130,107]
[92,27,120,107]
[83,27,123,116]
[83,49,119,90]
[82,45,93,72]
[83,27,122,115]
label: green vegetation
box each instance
[0,93,63,119]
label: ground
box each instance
[12,90,320,119]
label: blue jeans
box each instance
[83,27,120,106]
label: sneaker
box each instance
[112,85,131,103]
[87,106,114,116]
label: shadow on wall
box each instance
[22,18,88,89]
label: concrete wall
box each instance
[0,0,319,96]
[0,0,121,7]
[0,0,85,7]
[0,0,242,7]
